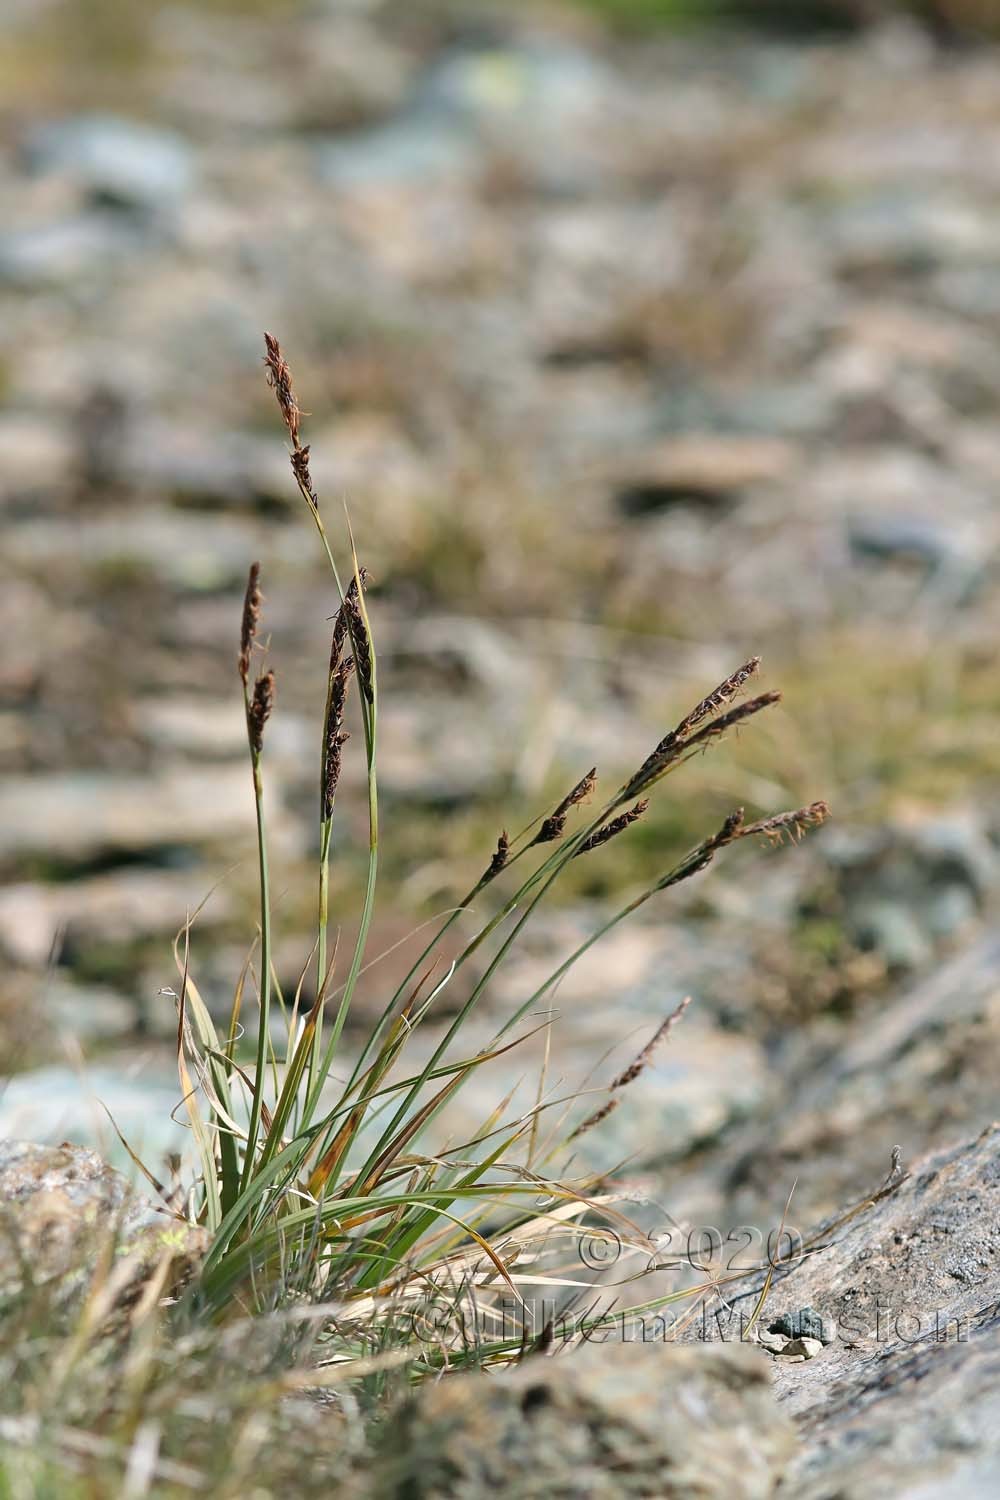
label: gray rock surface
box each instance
[692,1124,1000,1499]
[721,932,1000,1225]
[372,1341,796,1499]
[22,115,195,210]
[0,1063,186,1170]
[0,1139,205,1300]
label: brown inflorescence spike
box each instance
[322,656,355,819]
[248,670,276,754]
[263,332,300,446]
[290,444,319,510]
[323,732,350,820]
[572,997,691,1140]
[238,561,262,685]
[608,996,691,1090]
[343,591,374,704]
[575,800,649,857]
[532,768,597,847]
[681,691,782,755]
[674,657,761,741]
[484,831,511,882]
[624,659,766,798]
[653,807,745,893]
[569,1096,620,1141]
[624,689,780,800]
[263,332,320,509]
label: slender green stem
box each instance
[297,509,379,1128]
[308,815,334,1103]
[240,727,272,1192]
[343,801,618,1185]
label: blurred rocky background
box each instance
[2,0,1000,1229]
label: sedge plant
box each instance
[164,333,829,1379]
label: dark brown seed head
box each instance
[532,768,597,847]
[674,657,761,742]
[559,767,598,814]
[682,691,782,754]
[624,660,769,798]
[238,561,261,685]
[290,444,319,509]
[571,998,691,1140]
[322,731,350,820]
[263,332,300,447]
[485,830,511,881]
[248,670,276,754]
[343,592,374,704]
[330,569,371,668]
[575,800,649,857]
[710,806,746,849]
[321,656,355,818]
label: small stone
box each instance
[776,1336,824,1362]
[768,1307,835,1345]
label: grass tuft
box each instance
[2,331,831,1490]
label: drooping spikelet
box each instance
[738,801,830,846]
[571,997,691,1140]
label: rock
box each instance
[0,1139,206,1303]
[317,117,479,191]
[21,115,195,211]
[0,215,140,287]
[0,867,232,967]
[420,43,612,141]
[819,815,997,971]
[0,1064,186,1172]
[0,767,259,862]
[855,898,932,969]
[720,931,1000,1227]
[848,514,959,569]
[114,418,291,508]
[826,189,1000,276]
[690,1125,1000,1499]
[757,1330,825,1361]
[0,413,75,502]
[614,435,800,518]
[44,977,135,1045]
[767,1306,835,1344]
[317,39,615,197]
[372,1341,796,1499]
